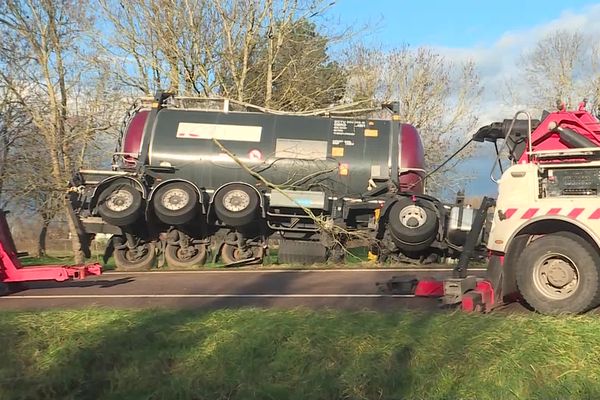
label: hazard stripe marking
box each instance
[521,208,539,219]
[547,208,561,215]
[590,208,600,219]
[568,208,584,219]
[504,208,517,219]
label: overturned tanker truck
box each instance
[69,93,483,270]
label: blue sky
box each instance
[333,0,596,48]
[330,1,600,197]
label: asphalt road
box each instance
[0,267,492,311]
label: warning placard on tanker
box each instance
[176,122,262,142]
[275,139,327,160]
[332,120,365,136]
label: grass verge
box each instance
[1,308,599,399]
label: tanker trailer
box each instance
[69,94,472,269]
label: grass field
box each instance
[1,308,600,400]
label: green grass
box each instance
[19,255,116,270]
[1,308,600,399]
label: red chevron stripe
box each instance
[521,208,539,219]
[504,208,517,219]
[568,208,584,219]
[590,208,600,219]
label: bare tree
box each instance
[345,45,481,197]
[519,30,588,111]
[0,0,106,263]
[100,0,346,110]
[0,86,30,208]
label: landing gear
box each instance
[164,230,208,268]
[113,235,156,271]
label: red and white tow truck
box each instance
[384,104,600,314]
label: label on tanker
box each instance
[333,120,365,136]
[176,122,262,142]
[275,138,328,160]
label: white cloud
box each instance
[428,4,600,196]
[434,3,600,127]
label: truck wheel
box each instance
[388,197,438,252]
[165,243,207,268]
[153,182,199,226]
[98,183,143,226]
[114,241,156,271]
[214,184,260,227]
[516,232,600,314]
[220,244,264,265]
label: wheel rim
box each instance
[106,190,134,212]
[222,190,251,212]
[532,252,580,300]
[223,244,263,262]
[399,205,427,229]
[161,188,190,211]
[124,245,150,262]
[176,244,205,261]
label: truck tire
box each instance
[213,184,260,227]
[165,243,207,268]
[98,183,143,227]
[516,232,600,314]
[153,182,199,226]
[388,197,438,252]
[114,240,156,271]
[220,243,263,265]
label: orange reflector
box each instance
[339,163,349,176]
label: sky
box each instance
[329,1,600,197]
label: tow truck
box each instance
[383,102,600,314]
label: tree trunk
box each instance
[37,219,50,257]
[63,197,85,264]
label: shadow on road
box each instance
[9,277,136,293]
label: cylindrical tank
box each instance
[120,110,150,169]
[399,124,425,193]
[121,107,426,197]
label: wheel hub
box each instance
[177,245,201,260]
[126,245,148,261]
[399,205,427,229]
[162,188,189,211]
[106,190,134,212]
[223,190,250,212]
[533,253,579,300]
[546,259,575,287]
